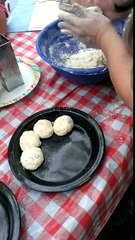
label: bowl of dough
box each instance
[36,19,125,85]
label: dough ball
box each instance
[53,115,74,136]
[19,130,41,151]
[65,49,106,68]
[20,147,44,171]
[33,119,54,139]
[86,6,103,14]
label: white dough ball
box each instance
[19,130,41,151]
[53,115,74,136]
[33,119,53,139]
[86,6,103,14]
[20,147,44,170]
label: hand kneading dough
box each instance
[33,119,53,139]
[53,115,74,136]
[19,130,41,151]
[20,147,44,170]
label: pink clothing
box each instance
[0,3,9,17]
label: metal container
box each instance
[0,34,24,92]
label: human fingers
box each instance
[59,3,86,18]
[64,3,103,19]
[58,18,82,36]
[68,0,95,8]
[60,29,72,35]
[72,4,103,19]
[59,3,73,13]
[71,3,86,17]
[58,5,81,24]
[59,20,96,47]
[59,21,93,47]
[58,8,99,36]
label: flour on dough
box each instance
[53,115,74,136]
[19,130,41,151]
[33,119,54,139]
[86,6,103,14]
[20,147,44,170]
[65,49,106,68]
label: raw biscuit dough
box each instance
[86,6,103,14]
[19,130,41,151]
[65,49,106,68]
[53,115,74,136]
[20,147,44,170]
[33,119,54,139]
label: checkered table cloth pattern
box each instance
[0,32,133,240]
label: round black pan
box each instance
[0,182,20,240]
[8,107,105,192]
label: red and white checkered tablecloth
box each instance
[0,32,133,240]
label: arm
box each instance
[99,27,133,110]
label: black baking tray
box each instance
[8,107,105,192]
[0,181,20,240]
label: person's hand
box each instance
[68,0,130,20]
[58,3,112,48]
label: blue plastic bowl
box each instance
[36,19,125,85]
